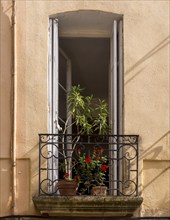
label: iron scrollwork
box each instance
[38,134,139,196]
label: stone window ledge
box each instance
[33,196,143,217]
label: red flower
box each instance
[101,164,109,172]
[74,175,80,179]
[95,156,100,160]
[97,149,104,153]
[77,148,81,154]
[93,149,97,153]
[85,157,91,163]
[65,172,69,178]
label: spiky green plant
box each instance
[59,85,109,179]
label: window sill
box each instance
[33,195,143,217]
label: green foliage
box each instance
[74,148,109,191]
[60,85,110,180]
[67,85,109,135]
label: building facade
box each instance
[0,0,170,217]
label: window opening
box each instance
[48,13,123,196]
[59,37,110,124]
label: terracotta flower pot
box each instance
[57,179,78,196]
[91,186,108,196]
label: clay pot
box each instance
[91,186,108,196]
[57,180,78,196]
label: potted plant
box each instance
[57,85,109,195]
[74,147,109,195]
[57,173,79,196]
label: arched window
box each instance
[48,10,123,195]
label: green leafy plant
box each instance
[74,147,109,193]
[59,85,109,180]
[67,85,109,135]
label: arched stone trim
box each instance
[50,10,123,37]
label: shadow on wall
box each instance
[0,1,13,157]
[138,131,169,191]
[143,159,170,215]
[139,130,170,160]
[141,131,170,215]
[24,142,39,194]
[143,162,170,189]
[0,1,13,216]
[125,36,170,85]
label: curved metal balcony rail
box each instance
[38,134,139,196]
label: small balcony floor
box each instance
[33,195,143,217]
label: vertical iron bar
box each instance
[38,135,41,196]
[136,136,139,196]
[117,136,119,195]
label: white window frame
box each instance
[48,18,59,193]
[48,17,123,195]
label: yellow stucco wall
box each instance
[0,0,13,216]
[0,1,12,158]
[0,0,169,217]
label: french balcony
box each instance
[33,134,143,217]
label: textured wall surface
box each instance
[0,0,169,216]
[0,0,13,215]
[0,1,12,158]
[143,160,170,216]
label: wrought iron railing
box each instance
[38,134,139,196]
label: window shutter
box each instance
[109,19,123,195]
[48,18,59,134]
[48,18,59,193]
[118,20,123,135]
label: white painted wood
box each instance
[48,18,59,193]
[52,19,59,191]
[118,20,123,193]
[59,48,72,177]
[109,20,118,196]
[47,19,53,193]
[58,48,72,134]
[48,19,52,134]
[118,20,123,135]
[109,19,124,196]
[52,19,59,134]
[113,20,118,137]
